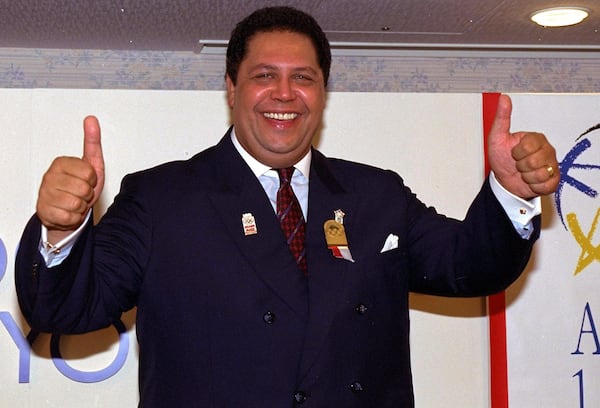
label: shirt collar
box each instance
[230,127,312,179]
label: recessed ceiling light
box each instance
[530,7,590,27]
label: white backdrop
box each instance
[506,94,600,407]
[1,90,488,407]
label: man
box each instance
[16,6,559,407]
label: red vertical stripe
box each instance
[482,93,509,408]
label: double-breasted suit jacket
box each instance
[16,130,538,407]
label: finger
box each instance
[38,190,90,221]
[37,156,98,229]
[37,178,93,230]
[47,156,98,195]
[54,170,96,203]
[37,204,88,231]
[517,164,558,185]
[511,132,545,162]
[41,165,96,205]
[513,134,557,173]
[522,172,560,196]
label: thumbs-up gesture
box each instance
[487,95,560,199]
[37,116,105,239]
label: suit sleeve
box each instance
[15,174,150,334]
[406,176,539,297]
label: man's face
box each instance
[226,30,327,168]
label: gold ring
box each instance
[546,165,555,177]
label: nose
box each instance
[271,78,295,101]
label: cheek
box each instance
[237,92,269,115]
[305,91,326,112]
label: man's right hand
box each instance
[37,116,105,243]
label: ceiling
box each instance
[2,0,599,52]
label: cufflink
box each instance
[44,241,61,254]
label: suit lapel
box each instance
[299,150,357,379]
[201,136,356,378]
[205,133,308,321]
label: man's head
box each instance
[225,7,330,168]
[226,6,331,87]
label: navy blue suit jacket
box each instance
[16,131,538,407]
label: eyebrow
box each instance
[248,64,320,75]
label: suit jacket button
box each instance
[355,303,368,315]
[263,311,275,324]
[32,262,39,278]
[293,391,308,404]
[350,381,364,393]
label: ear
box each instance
[225,75,236,108]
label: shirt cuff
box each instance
[489,171,541,240]
[39,210,91,267]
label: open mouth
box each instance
[263,112,298,121]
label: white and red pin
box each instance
[242,213,258,236]
[324,209,354,262]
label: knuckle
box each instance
[64,194,86,213]
[38,207,73,230]
[73,179,94,200]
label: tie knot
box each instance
[276,167,295,184]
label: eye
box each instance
[255,72,274,80]
[294,73,314,82]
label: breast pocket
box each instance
[356,246,409,300]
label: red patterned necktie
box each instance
[276,167,307,275]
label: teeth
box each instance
[264,112,298,120]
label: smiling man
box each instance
[226,30,326,169]
[16,6,560,407]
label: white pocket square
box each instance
[380,233,399,253]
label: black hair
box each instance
[226,6,331,86]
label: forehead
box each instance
[244,30,319,65]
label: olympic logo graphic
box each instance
[554,123,600,276]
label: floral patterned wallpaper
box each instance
[1,47,599,92]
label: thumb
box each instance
[488,94,513,144]
[486,94,522,184]
[82,115,105,202]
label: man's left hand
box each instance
[487,94,560,199]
